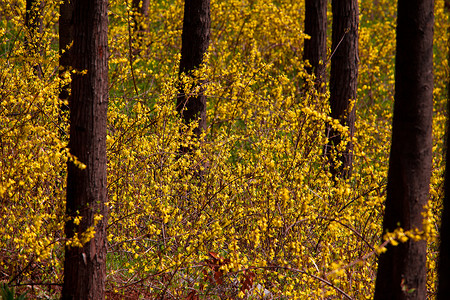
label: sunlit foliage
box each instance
[0,0,448,298]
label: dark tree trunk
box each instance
[58,0,73,134]
[177,0,210,152]
[303,0,327,94]
[61,0,108,298]
[325,0,359,179]
[132,0,149,17]
[437,2,450,299]
[25,0,43,75]
[25,0,42,45]
[373,1,434,299]
[132,0,149,34]
[59,0,73,99]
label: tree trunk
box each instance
[132,0,149,17]
[176,0,210,152]
[25,0,42,46]
[25,0,43,76]
[437,2,450,299]
[58,0,73,136]
[61,0,109,298]
[303,0,327,94]
[325,0,359,179]
[59,0,73,99]
[132,0,149,34]
[373,1,434,299]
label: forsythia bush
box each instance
[0,0,448,298]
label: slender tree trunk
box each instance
[61,0,109,298]
[25,0,43,76]
[58,0,73,136]
[131,0,149,34]
[25,0,42,46]
[177,0,210,153]
[132,0,149,17]
[373,1,434,299]
[59,0,73,99]
[303,0,327,94]
[437,2,450,299]
[325,0,358,179]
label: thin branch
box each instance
[326,239,389,277]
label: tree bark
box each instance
[176,0,210,152]
[325,0,359,179]
[61,0,109,298]
[373,1,434,299]
[437,2,450,299]
[303,0,327,94]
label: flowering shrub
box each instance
[0,0,448,298]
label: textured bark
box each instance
[373,1,434,299]
[303,0,327,94]
[325,0,359,179]
[61,0,108,298]
[177,0,210,149]
[437,2,450,299]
